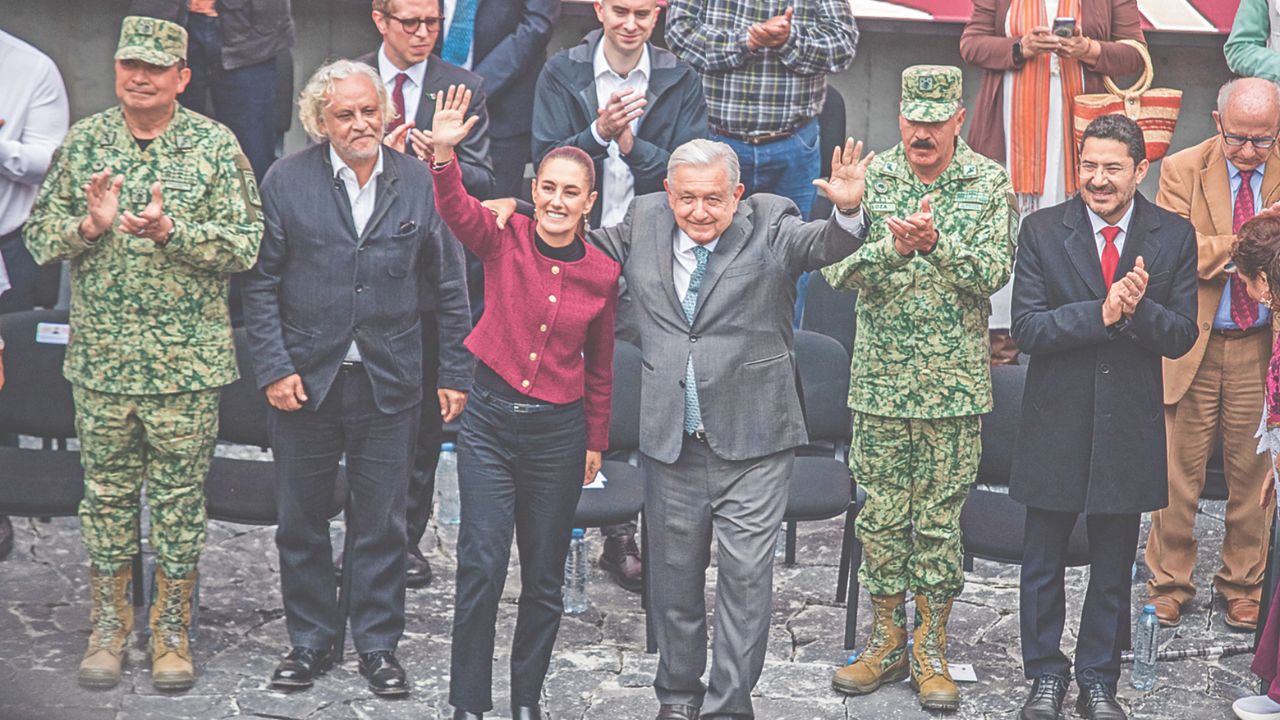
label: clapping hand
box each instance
[886,196,939,256]
[812,137,874,214]
[118,182,174,245]
[81,168,124,240]
[596,89,646,144]
[749,7,793,50]
[1102,256,1147,325]
[431,84,480,164]
[385,121,435,161]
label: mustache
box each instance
[1085,184,1116,194]
[910,139,935,150]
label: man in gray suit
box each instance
[590,138,873,720]
[241,60,468,697]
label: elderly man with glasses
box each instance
[1146,76,1280,634]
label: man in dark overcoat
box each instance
[1008,114,1198,720]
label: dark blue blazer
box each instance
[1009,194,1198,515]
[242,143,464,414]
[435,0,560,140]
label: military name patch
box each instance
[954,190,989,205]
[869,201,897,213]
[956,202,985,212]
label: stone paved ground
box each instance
[0,449,1265,720]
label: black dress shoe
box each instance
[406,550,433,588]
[656,704,700,720]
[512,703,545,720]
[358,650,409,696]
[599,534,643,592]
[451,710,483,720]
[270,647,333,689]
[1075,681,1126,720]
[0,515,12,561]
[1019,673,1068,720]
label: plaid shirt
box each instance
[666,0,857,137]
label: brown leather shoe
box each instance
[1227,598,1260,631]
[599,535,642,593]
[1149,595,1181,628]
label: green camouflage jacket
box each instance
[25,104,262,394]
[822,138,1015,419]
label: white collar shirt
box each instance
[1086,199,1135,261]
[672,228,719,302]
[591,43,651,228]
[377,44,428,127]
[330,144,385,362]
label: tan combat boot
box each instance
[910,595,960,712]
[831,592,909,695]
[78,565,134,689]
[149,567,197,691]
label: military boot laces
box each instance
[910,596,960,712]
[79,566,133,689]
[149,568,195,691]
[832,592,909,695]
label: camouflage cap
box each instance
[900,65,963,123]
[114,16,188,67]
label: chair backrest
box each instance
[810,84,848,220]
[0,309,76,438]
[977,363,1027,487]
[793,330,852,445]
[608,340,642,453]
[799,274,857,357]
[217,328,271,448]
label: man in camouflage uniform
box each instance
[824,65,1016,712]
[24,16,261,692]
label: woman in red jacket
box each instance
[959,0,1146,364]
[428,85,620,720]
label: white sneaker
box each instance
[1234,695,1280,720]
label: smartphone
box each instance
[1052,17,1076,38]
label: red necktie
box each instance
[1100,225,1120,291]
[1232,169,1260,329]
[387,73,409,134]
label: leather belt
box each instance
[1211,325,1268,339]
[339,360,364,372]
[711,124,797,146]
[686,429,708,443]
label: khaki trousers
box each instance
[1146,330,1273,604]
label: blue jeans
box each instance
[711,119,821,220]
[181,14,278,181]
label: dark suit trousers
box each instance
[406,312,443,552]
[491,134,532,200]
[1020,507,1140,690]
[270,364,418,653]
[449,385,586,712]
[643,437,794,719]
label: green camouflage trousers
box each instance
[852,412,980,599]
[73,384,220,579]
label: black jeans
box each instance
[406,312,442,553]
[270,364,418,653]
[449,385,586,711]
[0,228,37,313]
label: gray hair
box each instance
[1217,77,1280,116]
[298,59,395,142]
[667,139,741,188]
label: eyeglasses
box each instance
[1221,130,1277,149]
[381,12,445,34]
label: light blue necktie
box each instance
[441,0,478,66]
[683,245,710,434]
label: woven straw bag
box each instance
[1072,39,1182,162]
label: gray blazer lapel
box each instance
[323,146,360,241]
[360,161,400,246]
[653,203,685,319]
[416,61,445,130]
[691,205,752,322]
[1062,198,1107,300]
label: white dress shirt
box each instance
[1085,198,1135,260]
[331,145,385,362]
[377,44,429,128]
[0,29,69,238]
[591,43,651,228]
[441,0,475,70]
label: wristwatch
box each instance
[1012,39,1026,65]
[837,204,861,217]
[161,217,177,246]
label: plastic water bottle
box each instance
[563,529,589,615]
[774,526,787,560]
[435,443,461,525]
[1130,604,1159,691]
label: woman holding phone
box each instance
[427,84,620,720]
[959,0,1146,364]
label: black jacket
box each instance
[242,144,473,413]
[1009,194,1198,515]
[129,0,294,70]
[357,50,495,200]
[532,30,708,228]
